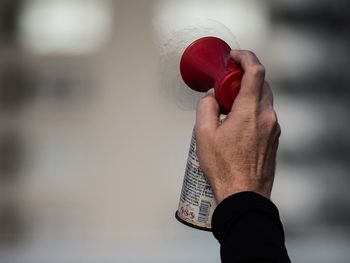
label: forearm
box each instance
[212,192,291,263]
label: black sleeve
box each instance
[211,192,291,263]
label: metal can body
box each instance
[175,128,217,231]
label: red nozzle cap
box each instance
[180,36,243,112]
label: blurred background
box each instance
[0,0,349,262]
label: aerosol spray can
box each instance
[175,37,243,231]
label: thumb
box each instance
[195,89,220,137]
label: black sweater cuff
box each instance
[212,191,284,243]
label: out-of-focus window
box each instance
[17,0,113,55]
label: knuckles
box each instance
[197,93,217,108]
[243,50,258,60]
[240,50,266,77]
[248,64,265,78]
[276,122,282,137]
[260,109,279,131]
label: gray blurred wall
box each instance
[0,0,349,262]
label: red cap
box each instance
[180,37,243,112]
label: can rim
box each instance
[175,211,212,232]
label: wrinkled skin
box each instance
[195,50,281,203]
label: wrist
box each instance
[214,185,272,204]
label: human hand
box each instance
[195,50,281,203]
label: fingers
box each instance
[195,89,220,136]
[260,81,274,109]
[230,50,262,70]
[230,50,266,109]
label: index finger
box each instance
[230,50,266,108]
[195,89,220,137]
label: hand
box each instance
[195,50,281,203]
